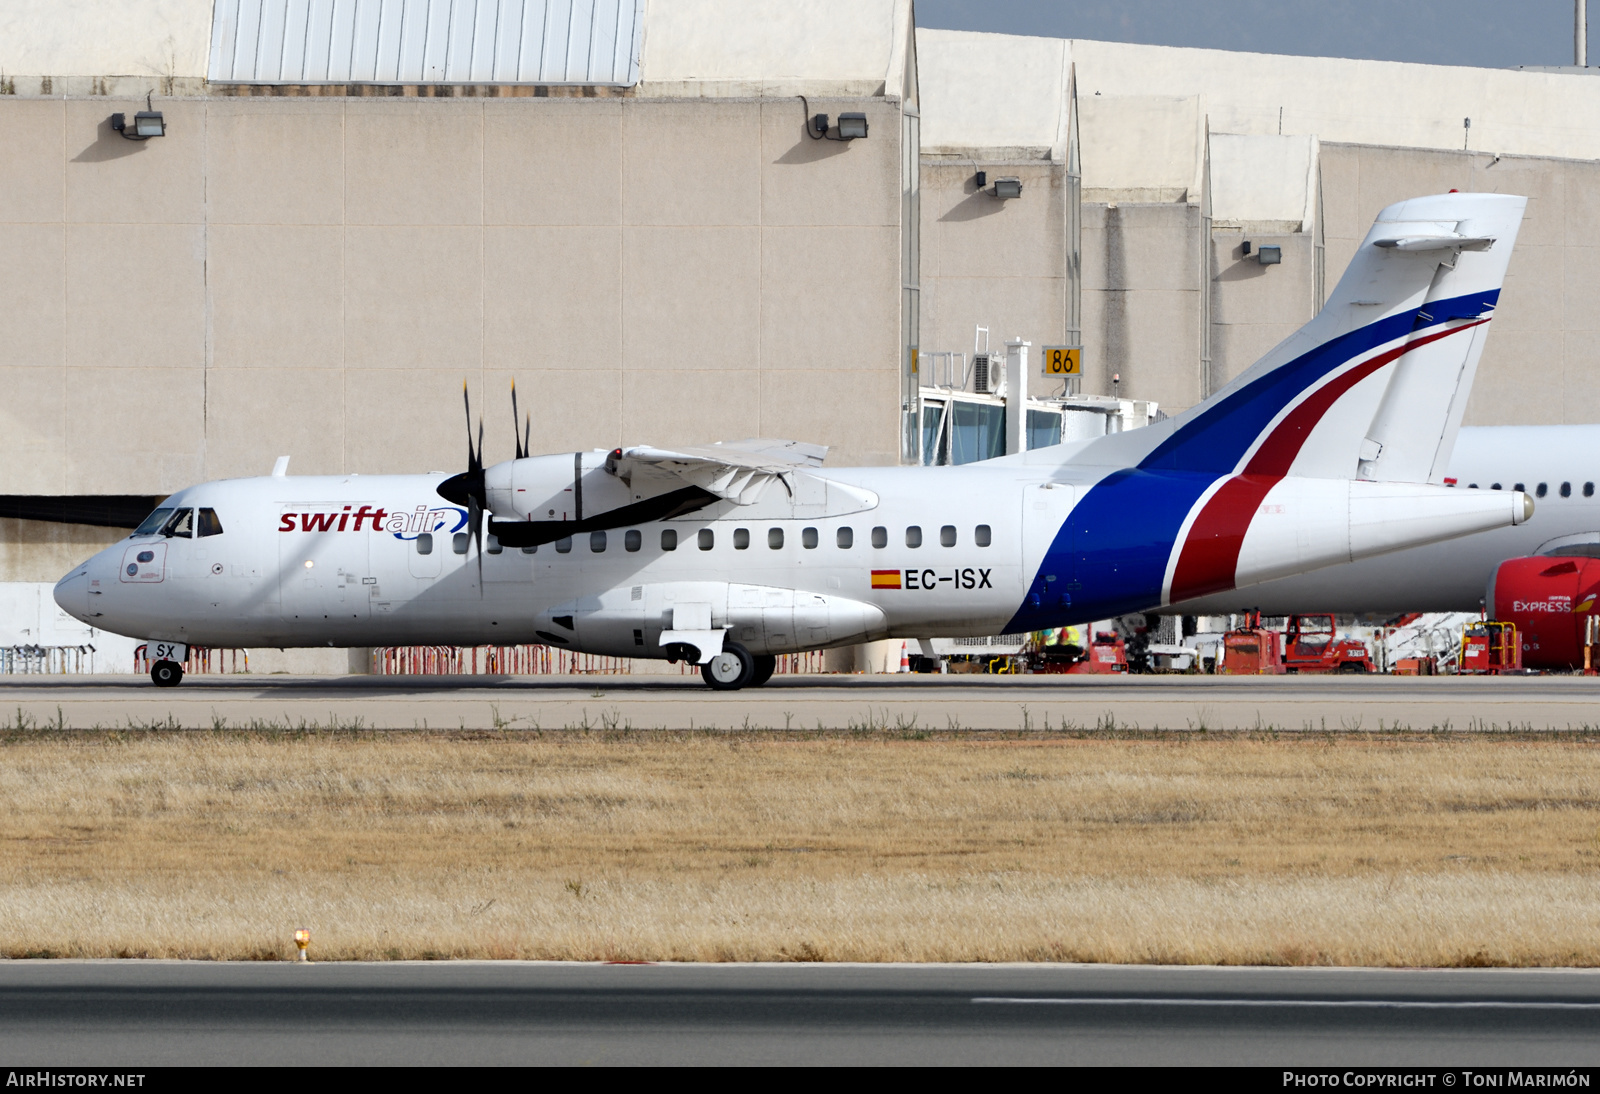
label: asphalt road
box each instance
[4,962,1600,1066]
[3,672,1600,731]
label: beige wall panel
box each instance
[1493,244,1561,335]
[0,100,64,224]
[341,369,484,475]
[483,101,623,227]
[621,370,761,448]
[0,366,65,494]
[1565,247,1600,332]
[760,226,898,370]
[344,226,482,371]
[483,226,621,369]
[65,223,205,369]
[1478,159,1562,249]
[759,369,899,467]
[204,368,346,480]
[64,99,204,226]
[344,102,483,227]
[1078,203,1109,396]
[928,166,1063,280]
[1210,233,1317,386]
[486,368,623,454]
[1561,161,1600,248]
[1560,331,1600,425]
[1100,203,1197,292]
[622,102,760,227]
[63,366,204,493]
[760,100,900,228]
[621,226,758,370]
[0,519,125,584]
[207,101,345,226]
[1101,289,1202,413]
[1318,145,1360,247]
[1322,237,1360,291]
[208,225,344,370]
[0,224,65,368]
[921,276,1065,361]
[1462,330,1560,427]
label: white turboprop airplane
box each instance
[55,192,1532,689]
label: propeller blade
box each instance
[511,380,526,460]
[469,493,484,594]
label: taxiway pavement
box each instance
[1,673,1598,731]
[3,961,1599,1066]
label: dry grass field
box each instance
[2,729,1599,965]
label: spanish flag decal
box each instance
[871,569,901,590]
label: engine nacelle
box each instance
[1486,556,1600,669]
[483,451,632,523]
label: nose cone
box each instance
[54,568,90,623]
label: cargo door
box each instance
[1021,483,1077,617]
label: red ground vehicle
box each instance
[1220,613,1373,674]
[1459,620,1523,674]
[1282,614,1375,674]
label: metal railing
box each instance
[2,645,97,674]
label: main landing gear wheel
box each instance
[748,654,777,687]
[150,660,184,688]
[701,642,755,690]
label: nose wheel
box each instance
[151,660,185,688]
[701,642,755,690]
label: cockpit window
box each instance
[160,509,194,538]
[197,508,224,537]
[133,508,174,536]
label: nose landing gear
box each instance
[701,642,755,690]
[150,660,185,688]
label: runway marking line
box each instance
[973,997,1600,1009]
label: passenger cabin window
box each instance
[486,534,503,555]
[590,531,607,552]
[452,532,469,554]
[416,533,434,555]
[521,544,538,554]
[975,524,992,547]
[661,529,677,551]
[871,526,887,548]
[698,529,714,551]
[1561,482,1573,498]
[1468,483,1478,489]
[625,530,642,552]
[134,508,173,536]
[837,527,853,549]
[940,525,957,547]
[1587,483,1596,498]
[160,509,194,538]
[734,528,750,550]
[802,527,818,549]
[197,508,224,537]
[1537,483,1549,498]
[768,528,784,549]
[1492,483,1502,490]
[906,526,922,548]
[555,536,573,554]
[1515,483,1526,492]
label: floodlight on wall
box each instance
[836,112,868,139]
[801,97,869,142]
[974,170,987,189]
[111,93,165,141]
[1256,245,1282,265]
[991,177,1023,200]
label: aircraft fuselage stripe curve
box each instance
[1002,294,1498,633]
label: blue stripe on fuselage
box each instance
[1002,290,1499,632]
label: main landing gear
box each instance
[150,660,184,688]
[700,644,779,691]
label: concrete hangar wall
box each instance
[918,29,1600,428]
[0,0,922,592]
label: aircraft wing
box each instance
[615,438,827,505]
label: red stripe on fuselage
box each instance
[1167,319,1488,603]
